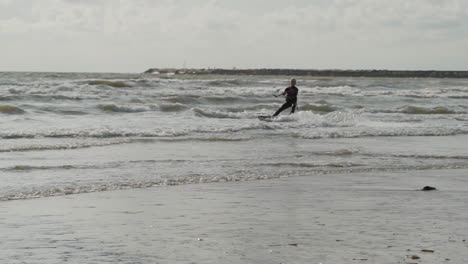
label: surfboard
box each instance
[258,115,273,121]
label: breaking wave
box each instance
[0,174,281,201]
[98,102,190,113]
[192,108,245,119]
[323,148,360,156]
[292,111,361,127]
[203,96,244,104]
[296,126,468,139]
[161,95,201,104]
[300,103,337,113]
[3,161,468,201]
[300,85,359,96]
[225,104,274,112]
[399,105,455,114]
[98,104,158,113]
[0,129,186,139]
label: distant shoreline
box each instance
[144,68,468,78]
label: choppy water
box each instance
[1,72,468,200]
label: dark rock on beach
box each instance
[407,255,421,260]
[421,186,437,191]
[421,249,434,253]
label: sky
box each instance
[1,0,468,73]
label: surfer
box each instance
[272,78,298,117]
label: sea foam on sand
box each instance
[2,169,468,264]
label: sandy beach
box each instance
[2,168,468,264]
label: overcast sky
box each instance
[1,0,467,72]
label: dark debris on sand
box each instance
[421,186,437,191]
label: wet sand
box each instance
[2,169,468,264]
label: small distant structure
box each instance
[144,68,211,75]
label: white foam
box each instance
[98,104,159,113]
[192,108,249,119]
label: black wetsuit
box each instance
[273,85,298,117]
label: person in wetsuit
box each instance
[272,78,298,117]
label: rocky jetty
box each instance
[144,68,468,78]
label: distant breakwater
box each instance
[144,68,468,78]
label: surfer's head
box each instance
[290,78,296,86]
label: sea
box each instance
[1,72,468,201]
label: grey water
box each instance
[1,72,468,200]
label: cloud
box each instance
[1,0,467,71]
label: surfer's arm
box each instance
[280,88,290,96]
[273,87,288,97]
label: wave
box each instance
[158,103,189,112]
[31,95,83,101]
[324,148,359,156]
[3,124,462,140]
[391,154,468,160]
[296,126,468,139]
[0,128,190,139]
[3,92,93,102]
[0,108,465,140]
[0,105,25,114]
[206,79,242,87]
[3,165,76,172]
[455,116,468,121]
[4,161,468,201]
[161,95,201,104]
[55,110,89,115]
[300,103,336,113]
[158,136,250,142]
[292,111,360,127]
[0,96,15,101]
[98,103,188,113]
[367,105,462,115]
[0,139,132,153]
[315,100,329,104]
[8,88,22,94]
[299,85,468,100]
[203,96,244,104]
[192,108,245,119]
[300,85,359,96]
[151,94,281,108]
[36,106,89,115]
[0,173,282,201]
[88,80,129,88]
[98,104,158,113]
[225,104,274,112]
[448,95,468,99]
[268,162,359,168]
[193,109,359,126]
[399,105,455,114]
